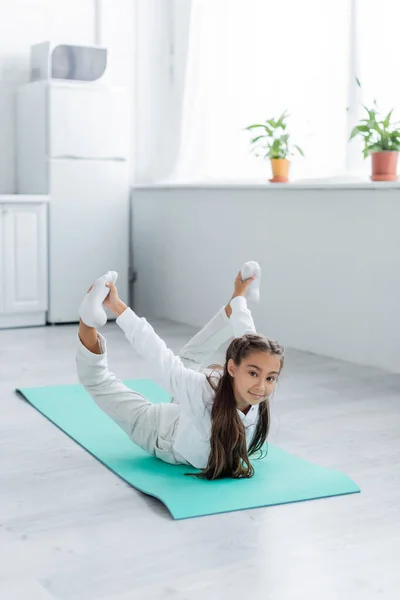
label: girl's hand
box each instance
[225,272,256,317]
[232,271,256,299]
[104,282,127,317]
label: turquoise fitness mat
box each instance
[16,380,360,520]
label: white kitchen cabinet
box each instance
[0,200,48,328]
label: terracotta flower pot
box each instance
[371,151,399,182]
[270,158,290,183]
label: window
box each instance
[173,0,350,182]
[350,0,400,177]
[135,1,400,183]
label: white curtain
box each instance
[172,0,350,182]
[133,0,191,183]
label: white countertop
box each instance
[132,180,400,191]
[0,195,49,203]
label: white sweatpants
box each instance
[88,307,233,466]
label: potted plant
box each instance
[246,111,304,183]
[350,101,400,181]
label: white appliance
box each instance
[31,42,108,83]
[16,80,130,324]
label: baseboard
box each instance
[0,311,46,329]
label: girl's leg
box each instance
[167,306,233,405]
[178,306,233,372]
[178,270,258,372]
[167,308,232,407]
[88,382,183,464]
[88,378,158,453]
[78,321,182,463]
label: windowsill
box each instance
[132,179,400,191]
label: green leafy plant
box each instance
[350,84,400,158]
[246,111,304,160]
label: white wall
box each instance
[0,0,135,193]
[131,185,400,373]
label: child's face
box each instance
[228,351,281,412]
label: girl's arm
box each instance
[229,295,256,337]
[116,307,205,399]
[226,271,257,336]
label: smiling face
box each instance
[227,350,281,412]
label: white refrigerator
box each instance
[16,80,130,324]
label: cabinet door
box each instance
[2,204,48,313]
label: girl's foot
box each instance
[241,261,261,302]
[79,271,118,328]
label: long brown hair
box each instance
[195,334,284,481]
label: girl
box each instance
[77,273,285,480]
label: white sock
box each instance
[241,261,261,303]
[79,271,118,328]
